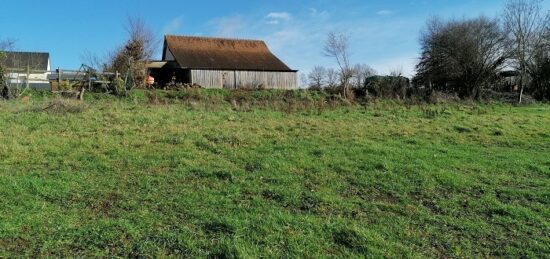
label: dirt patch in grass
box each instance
[332,226,370,254]
[202,220,235,237]
[88,192,123,217]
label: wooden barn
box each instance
[148,35,297,89]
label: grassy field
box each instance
[0,90,549,257]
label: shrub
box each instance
[58,80,73,91]
[364,76,410,99]
[145,90,168,105]
[421,106,451,119]
[112,77,126,96]
[0,64,7,98]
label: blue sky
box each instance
[1,0,547,78]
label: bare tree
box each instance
[124,16,157,62]
[352,64,377,88]
[308,66,327,89]
[503,0,550,103]
[105,17,158,89]
[326,68,340,88]
[389,67,404,77]
[415,16,508,99]
[80,50,106,71]
[0,39,15,52]
[299,73,309,88]
[323,31,353,98]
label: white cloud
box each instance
[204,7,421,77]
[376,10,394,16]
[163,16,183,34]
[266,12,291,20]
[265,12,292,25]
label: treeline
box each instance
[306,0,550,102]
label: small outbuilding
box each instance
[149,35,297,89]
[0,51,51,89]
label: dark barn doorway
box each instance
[147,61,190,87]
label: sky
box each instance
[1,0,548,79]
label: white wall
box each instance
[6,59,51,88]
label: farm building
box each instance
[0,51,51,89]
[148,35,297,89]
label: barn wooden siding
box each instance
[190,70,297,89]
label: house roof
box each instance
[0,51,49,71]
[163,35,296,72]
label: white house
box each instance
[1,51,51,89]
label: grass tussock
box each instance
[24,98,88,114]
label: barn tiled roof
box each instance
[163,35,295,72]
[0,51,49,71]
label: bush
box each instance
[0,64,9,99]
[112,77,126,96]
[481,90,536,104]
[363,76,410,99]
[58,80,73,91]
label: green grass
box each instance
[0,91,549,257]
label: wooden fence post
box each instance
[87,68,92,90]
[25,65,30,90]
